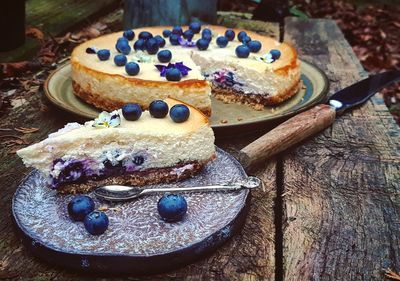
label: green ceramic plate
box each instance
[44,60,328,133]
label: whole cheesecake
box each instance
[17,98,215,194]
[71,25,301,115]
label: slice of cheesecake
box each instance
[17,98,216,194]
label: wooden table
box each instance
[1,12,399,281]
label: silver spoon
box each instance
[94,176,262,202]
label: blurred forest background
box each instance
[220,0,400,124]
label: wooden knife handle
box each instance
[239,104,336,169]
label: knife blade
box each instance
[328,70,400,114]
[238,70,400,170]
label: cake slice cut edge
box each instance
[17,97,216,194]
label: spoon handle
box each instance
[140,184,243,197]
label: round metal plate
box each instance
[12,148,250,274]
[44,60,328,133]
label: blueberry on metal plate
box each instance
[68,195,95,221]
[84,211,109,235]
[157,194,188,222]
[149,100,169,118]
[170,104,190,123]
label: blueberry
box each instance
[196,38,209,51]
[123,30,135,41]
[84,211,109,235]
[157,50,172,63]
[225,29,235,41]
[158,194,187,222]
[270,49,281,60]
[97,49,110,61]
[86,47,96,54]
[114,54,127,66]
[166,68,182,81]
[145,38,159,55]
[134,39,146,51]
[138,31,153,41]
[189,22,201,34]
[162,29,172,38]
[149,100,169,118]
[172,26,183,36]
[247,40,262,53]
[116,40,131,55]
[235,45,250,58]
[169,34,180,46]
[132,155,144,165]
[68,195,95,221]
[202,28,212,37]
[242,36,252,44]
[183,29,194,41]
[154,35,166,47]
[216,36,228,48]
[116,37,129,44]
[125,62,140,76]
[202,33,212,43]
[122,103,142,121]
[237,31,247,42]
[170,104,190,123]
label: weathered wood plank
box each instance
[0,20,279,280]
[0,0,120,62]
[282,17,400,281]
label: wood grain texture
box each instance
[240,105,336,170]
[0,19,279,280]
[282,17,400,281]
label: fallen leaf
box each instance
[25,27,45,41]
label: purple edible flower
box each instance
[178,37,196,48]
[155,62,192,77]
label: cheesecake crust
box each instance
[57,158,214,194]
[212,78,302,110]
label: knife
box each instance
[238,70,400,169]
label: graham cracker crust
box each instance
[212,79,302,110]
[57,160,207,194]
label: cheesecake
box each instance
[17,98,216,194]
[71,25,301,115]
